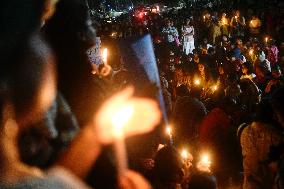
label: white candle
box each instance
[166,126,173,145]
[111,105,134,175]
[102,48,108,65]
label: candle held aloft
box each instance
[181,149,189,159]
[102,48,108,65]
[166,126,173,145]
[111,105,134,176]
[197,153,212,173]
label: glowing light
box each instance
[102,48,108,65]
[222,18,228,25]
[212,85,218,91]
[166,126,173,145]
[181,149,189,159]
[235,16,237,19]
[111,105,134,137]
[197,153,212,173]
[203,15,206,20]
[249,49,254,55]
[194,79,201,85]
[265,37,269,43]
[166,126,172,136]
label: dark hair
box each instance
[270,87,284,116]
[153,146,184,183]
[253,98,275,124]
[0,33,55,124]
[242,61,254,75]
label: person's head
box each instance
[253,98,276,124]
[153,146,184,184]
[176,85,190,97]
[45,0,96,52]
[242,61,254,75]
[166,19,171,27]
[272,65,282,79]
[185,18,190,25]
[270,87,284,128]
[187,173,217,189]
[198,63,205,73]
[235,10,240,17]
[0,34,56,128]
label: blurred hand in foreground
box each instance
[95,86,161,144]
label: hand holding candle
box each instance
[95,86,161,144]
[197,153,212,173]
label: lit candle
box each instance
[194,79,201,86]
[212,85,218,92]
[235,16,237,19]
[265,37,269,43]
[111,105,134,175]
[166,126,173,145]
[197,153,212,173]
[249,49,254,56]
[181,149,189,160]
[203,15,206,21]
[102,48,108,65]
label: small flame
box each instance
[102,48,108,64]
[194,79,200,85]
[181,149,189,159]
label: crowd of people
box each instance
[1,0,284,189]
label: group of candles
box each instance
[165,126,212,173]
[194,78,218,93]
[101,47,211,178]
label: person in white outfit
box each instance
[181,18,195,55]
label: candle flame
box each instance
[212,85,218,91]
[265,37,269,43]
[181,149,189,159]
[194,79,200,85]
[166,126,172,136]
[111,105,134,136]
[197,153,212,172]
[249,49,253,55]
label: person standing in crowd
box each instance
[220,13,229,37]
[241,99,282,189]
[230,10,246,39]
[162,19,179,48]
[248,15,262,38]
[181,18,195,55]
